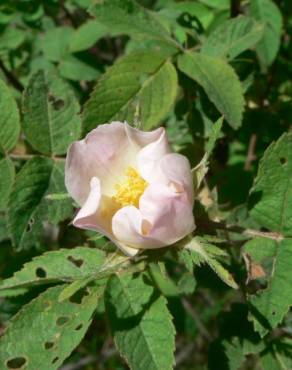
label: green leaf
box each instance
[22,70,81,156]
[192,116,223,191]
[0,284,101,370]
[0,79,20,154]
[205,116,223,157]
[178,51,244,129]
[83,51,177,133]
[247,134,292,336]
[0,27,25,50]
[69,20,108,52]
[46,161,73,225]
[178,237,238,289]
[7,157,73,251]
[89,0,174,45]
[106,273,175,370]
[0,247,105,290]
[250,133,292,235]
[59,55,101,81]
[0,157,14,210]
[248,239,292,337]
[250,0,283,67]
[8,157,53,251]
[41,26,74,62]
[201,16,264,60]
[198,0,230,10]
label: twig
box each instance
[175,342,196,367]
[244,134,257,170]
[182,299,212,341]
[9,153,65,162]
[0,59,24,92]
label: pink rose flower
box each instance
[65,121,195,256]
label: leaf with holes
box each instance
[250,0,283,67]
[0,247,106,290]
[0,284,102,370]
[0,158,14,211]
[89,0,173,45]
[7,157,73,251]
[201,16,264,60]
[0,79,20,154]
[105,273,175,370]
[83,51,177,133]
[178,51,244,129]
[22,69,81,156]
[247,133,292,336]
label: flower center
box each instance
[112,166,148,208]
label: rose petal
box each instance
[137,127,170,182]
[112,183,195,249]
[65,121,136,205]
[157,153,194,201]
[139,182,195,246]
[73,177,139,257]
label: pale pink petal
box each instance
[136,128,171,182]
[112,184,195,249]
[73,177,102,229]
[139,182,195,246]
[65,121,137,205]
[73,177,139,257]
[125,122,165,148]
[156,153,194,201]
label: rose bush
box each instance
[65,121,195,256]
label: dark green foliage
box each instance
[0,0,291,369]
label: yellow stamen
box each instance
[113,167,148,208]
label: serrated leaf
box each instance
[201,16,264,60]
[8,157,53,250]
[89,0,174,45]
[0,79,20,154]
[250,0,283,67]
[22,70,81,156]
[106,273,175,370]
[7,157,72,251]
[0,157,14,210]
[0,284,101,370]
[83,52,177,133]
[178,51,244,129]
[248,239,292,337]
[179,237,238,289]
[0,247,105,290]
[247,134,292,336]
[250,133,292,235]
